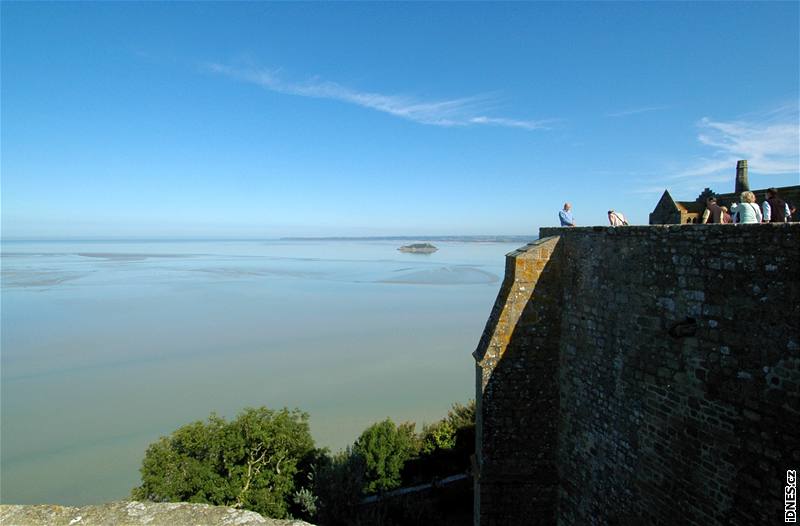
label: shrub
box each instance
[352,419,417,494]
[132,406,315,519]
[420,401,475,455]
[313,447,366,524]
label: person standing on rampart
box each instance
[559,203,576,227]
[701,197,723,224]
[762,188,790,223]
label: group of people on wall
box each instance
[557,188,795,227]
[703,188,795,224]
[558,202,629,227]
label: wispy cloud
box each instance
[467,116,553,130]
[606,105,670,118]
[691,108,799,176]
[666,158,740,180]
[205,63,555,130]
[633,103,799,197]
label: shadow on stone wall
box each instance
[475,237,564,525]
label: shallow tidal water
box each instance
[0,239,522,505]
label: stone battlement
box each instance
[474,223,799,525]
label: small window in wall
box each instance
[686,218,692,223]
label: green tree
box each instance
[420,401,475,455]
[352,419,417,494]
[420,421,457,455]
[132,407,315,519]
[313,447,366,524]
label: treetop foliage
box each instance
[353,419,418,494]
[420,400,475,455]
[132,406,315,519]
[132,400,476,523]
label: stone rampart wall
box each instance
[475,224,799,526]
[473,236,562,525]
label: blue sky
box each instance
[2,2,798,238]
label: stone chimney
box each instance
[735,160,749,193]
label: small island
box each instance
[398,243,438,253]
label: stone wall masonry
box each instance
[476,223,799,526]
[473,236,563,525]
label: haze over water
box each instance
[1,239,521,506]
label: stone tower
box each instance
[735,159,749,193]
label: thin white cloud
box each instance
[205,63,553,130]
[666,158,738,180]
[468,116,557,130]
[695,117,799,175]
[606,105,670,118]
[673,104,799,180]
[633,104,800,197]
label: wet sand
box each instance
[1,239,518,506]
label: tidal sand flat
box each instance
[76,253,190,261]
[380,266,499,285]
[1,270,91,288]
[0,239,519,506]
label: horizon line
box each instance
[0,234,540,243]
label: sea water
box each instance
[0,239,522,505]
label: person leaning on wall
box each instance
[761,188,790,223]
[730,191,763,224]
[607,210,628,226]
[701,197,723,224]
[787,202,797,222]
[719,206,732,224]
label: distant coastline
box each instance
[2,235,538,243]
[280,235,537,243]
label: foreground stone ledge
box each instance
[0,501,315,526]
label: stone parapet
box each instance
[475,223,800,525]
[473,236,563,526]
